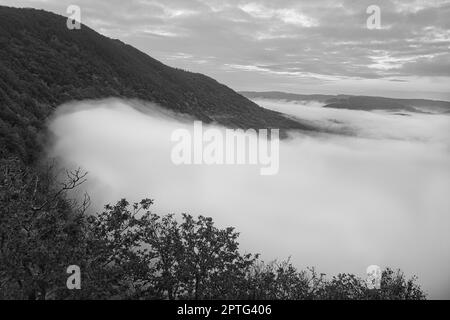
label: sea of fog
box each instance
[47,98,450,298]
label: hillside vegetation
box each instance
[0,6,311,162]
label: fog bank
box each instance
[48,99,450,298]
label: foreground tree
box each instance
[0,158,427,300]
[0,158,89,299]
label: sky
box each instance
[3,0,450,99]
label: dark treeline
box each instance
[0,158,426,300]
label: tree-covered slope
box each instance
[0,6,311,162]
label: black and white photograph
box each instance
[0,0,449,306]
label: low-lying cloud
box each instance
[48,98,450,298]
[254,98,450,143]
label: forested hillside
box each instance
[0,6,311,162]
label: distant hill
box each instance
[241,91,450,114]
[240,91,338,103]
[0,6,312,162]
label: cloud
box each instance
[253,98,450,142]
[48,98,450,298]
[399,52,450,76]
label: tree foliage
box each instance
[0,158,426,300]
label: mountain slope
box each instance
[0,6,311,162]
[241,91,450,113]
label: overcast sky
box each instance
[3,0,450,100]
